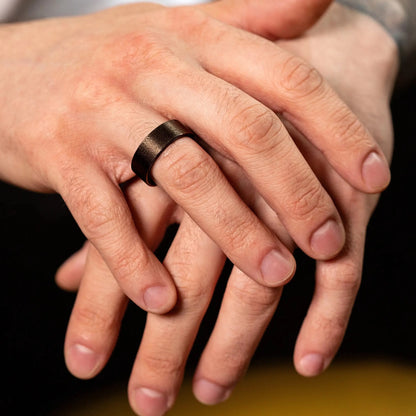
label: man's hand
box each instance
[0,0,391,319]
[56,3,398,416]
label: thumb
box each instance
[201,0,332,39]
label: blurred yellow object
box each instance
[54,360,416,416]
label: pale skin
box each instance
[54,3,399,416]
[0,0,392,318]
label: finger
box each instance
[64,184,177,379]
[193,267,282,405]
[122,176,179,251]
[55,241,89,292]
[128,215,226,416]
[64,244,128,379]
[55,178,176,292]
[208,145,297,252]
[175,15,391,194]
[152,136,296,287]
[202,0,332,39]
[293,205,369,377]
[58,166,177,313]
[142,65,345,261]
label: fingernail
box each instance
[193,379,232,405]
[260,249,295,286]
[298,353,326,377]
[134,387,169,416]
[143,286,172,313]
[67,344,99,378]
[362,151,390,191]
[310,219,345,259]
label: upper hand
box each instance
[0,1,390,314]
[57,4,398,415]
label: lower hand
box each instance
[56,3,398,416]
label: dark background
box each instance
[1,82,415,415]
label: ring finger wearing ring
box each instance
[130,118,295,288]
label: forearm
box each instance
[337,0,416,86]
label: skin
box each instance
[0,0,391,317]
[56,3,399,416]
[337,0,416,87]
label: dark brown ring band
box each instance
[131,120,196,186]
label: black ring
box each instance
[131,120,196,186]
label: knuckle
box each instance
[219,211,259,254]
[181,283,211,311]
[64,178,151,280]
[284,175,327,221]
[309,312,347,344]
[216,339,251,379]
[72,304,119,335]
[164,5,209,30]
[170,268,211,310]
[65,185,121,242]
[163,6,229,50]
[322,265,362,293]
[140,352,184,378]
[71,72,121,111]
[86,208,115,239]
[115,249,150,285]
[229,103,282,156]
[104,30,173,75]
[63,175,105,232]
[279,55,324,98]
[320,255,362,293]
[332,109,370,149]
[228,276,279,316]
[82,196,122,240]
[157,142,218,196]
[18,115,77,187]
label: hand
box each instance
[277,3,398,375]
[0,1,390,315]
[57,4,398,415]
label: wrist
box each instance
[335,3,399,97]
[336,0,416,86]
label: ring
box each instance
[131,120,197,186]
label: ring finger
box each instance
[114,102,296,289]
[128,214,226,416]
